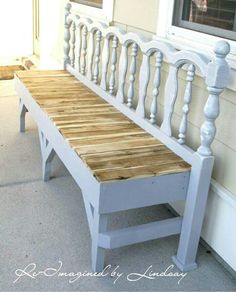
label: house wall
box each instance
[41,0,236,271]
[39,0,65,68]
[112,1,236,198]
[0,0,33,57]
[113,0,158,33]
[113,0,236,271]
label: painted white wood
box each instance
[19,98,28,133]
[100,37,110,90]
[64,3,72,68]
[87,31,95,80]
[82,192,95,237]
[99,172,189,213]
[178,64,195,144]
[116,45,128,103]
[109,36,118,95]
[160,64,178,136]
[150,51,163,124]
[93,30,102,84]
[81,25,88,76]
[75,25,82,72]
[70,21,76,68]
[70,16,210,77]
[127,43,138,108]
[173,153,214,271]
[91,210,108,272]
[197,41,230,156]
[99,217,182,249]
[136,54,150,117]
[38,129,56,182]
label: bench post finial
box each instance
[64,3,72,69]
[197,41,230,156]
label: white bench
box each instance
[15,3,230,272]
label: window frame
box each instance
[69,0,114,23]
[173,0,236,41]
[156,0,236,64]
[155,0,236,90]
[70,0,102,9]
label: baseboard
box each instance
[169,179,236,272]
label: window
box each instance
[155,0,236,88]
[69,0,113,23]
[173,0,236,40]
[70,0,103,9]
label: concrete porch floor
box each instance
[0,79,235,291]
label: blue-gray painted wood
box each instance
[82,191,95,238]
[19,98,28,133]
[98,217,182,249]
[99,172,190,214]
[38,130,56,182]
[64,3,72,69]
[178,64,195,144]
[91,210,108,272]
[150,51,163,124]
[173,152,214,272]
[197,41,230,156]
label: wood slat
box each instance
[60,123,139,134]
[42,102,107,112]
[74,138,161,155]
[82,146,171,162]
[70,133,152,147]
[18,70,190,182]
[64,128,145,140]
[35,92,98,99]
[39,100,105,109]
[54,117,131,127]
[29,89,88,94]
[57,120,134,129]
[42,100,109,108]
[52,112,125,123]
[16,70,71,77]
[94,162,190,181]
[85,153,183,171]
[48,107,117,118]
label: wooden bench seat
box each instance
[16,70,190,182]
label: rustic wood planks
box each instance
[16,70,190,182]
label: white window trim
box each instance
[155,0,236,69]
[70,0,114,24]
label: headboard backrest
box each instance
[64,3,230,163]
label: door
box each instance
[33,0,40,57]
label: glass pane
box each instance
[182,0,236,31]
[70,0,103,9]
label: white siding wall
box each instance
[41,0,236,271]
[0,0,33,57]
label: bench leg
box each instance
[172,156,214,272]
[19,98,28,133]
[38,130,56,181]
[91,210,108,272]
[82,194,95,238]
